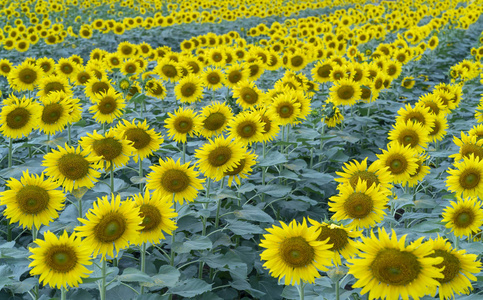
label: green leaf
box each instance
[118,267,153,283]
[226,220,265,235]
[144,265,180,289]
[172,235,212,253]
[258,150,287,167]
[168,279,212,298]
[238,183,256,193]
[257,185,291,198]
[233,205,274,223]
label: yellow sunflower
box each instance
[84,78,113,101]
[321,101,344,128]
[55,57,79,80]
[442,196,483,238]
[253,106,281,143]
[202,67,225,90]
[259,218,333,286]
[36,57,56,75]
[115,119,163,163]
[174,74,204,103]
[403,154,431,187]
[388,120,430,153]
[79,129,135,171]
[329,78,362,107]
[0,170,65,230]
[311,60,335,83]
[195,135,245,180]
[37,74,72,99]
[198,102,234,138]
[38,92,73,135]
[428,236,481,300]
[8,61,42,91]
[42,144,102,192]
[308,219,362,266]
[165,107,202,143]
[154,58,182,82]
[446,154,483,198]
[428,115,448,143]
[335,158,393,195]
[29,231,92,289]
[146,157,205,205]
[417,93,448,117]
[267,92,301,126]
[75,194,142,259]
[347,228,443,300]
[227,110,265,146]
[88,88,125,124]
[376,143,419,184]
[401,76,416,89]
[145,78,167,100]
[224,63,250,88]
[223,149,257,186]
[232,80,265,109]
[449,132,483,162]
[329,180,388,229]
[396,103,435,132]
[0,58,13,77]
[0,96,41,138]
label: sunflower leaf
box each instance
[168,279,212,298]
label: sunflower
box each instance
[37,74,72,99]
[417,94,448,117]
[286,51,308,71]
[36,57,56,75]
[195,135,245,180]
[446,154,483,198]
[227,110,265,146]
[335,158,393,195]
[347,228,443,300]
[73,69,94,86]
[8,61,42,91]
[428,115,448,143]
[84,78,113,101]
[42,144,102,192]
[146,157,204,205]
[253,106,281,143]
[401,76,416,89]
[120,59,141,76]
[292,90,312,123]
[79,129,135,171]
[0,170,65,230]
[38,92,72,135]
[396,103,435,131]
[384,59,402,79]
[75,194,142,259]
[131,191,177,245]
[88,88,125,124]
[154,58,182,82]
[115,119,163,163]
[427,236,481,300]
[198,102,234,138]
[469,124,483,141]
[174,74,204,103]
[225,63,250,88]
[0,96,41,139]
[311,60,335,83]
[388,121,430,153]
[330,78,362,107]
[259,218,333,286]
[29,231,92,289]
[376,143,419,184]
[201,67,225,90]
[403,154,431,187]
[268,92,301,126]
[232,80,264,109]
[442,196,483,238]
[321,101,344,128]
[164,107,202,143]
[308,219,362,266]
[145,78,167,100]
[223,150,257,186]
[329,180,388,229]
[449,132,483,162]
[0,58,13,76]
[55,57,79,80]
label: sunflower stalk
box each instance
[170,195,177,267]
[32,225,39,300]
[335,279,340,300]
[182,142,186,164]
[296,282,306,300]
[67,123,72,147]
[214,177,225,230]
[61,287,67,300]
[100,259,107,300]
[140,242,146,294]
[8,137,13,168]
[199,178,211,279]
[138,156,143,193]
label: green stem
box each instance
[297,282,306,300]
[8,138,12,168]
[214,177,224,230]
[454,234,459,250]
[170,195,177,267]
[140,242,146,294]
[61,287,67,300]
[32,225,39,300]
[67,123,72,147]
[335,279,340,300]
[100,259,106,300]
[199,179,211,279]
[32,226,37,241]
[110,167,115,195]
[138,156,143,193]
[78,198,83,223]
[46,134,50,153]
[182,142,186,164]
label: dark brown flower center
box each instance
[92,138,123,161]
[279,236,315,268]
[94,212,126,243]
[203,112,226,131]
[57,153,90,180]
[124,128,151,150]
[174,116,193,134]
[317,225,349,251]
[161,169,190,193]
[371,248,421,285]
[139,204,161,232]
[41,103,63,124]
[343,192,373,219]
[46,245,78,272]
[17,185,50,214]
[98,96,117,114]
[19,68,37,84]
[6,107,30,129]
[337,85,355,101]
[208,146,232,167]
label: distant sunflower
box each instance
[29,231,92,289]
[446,154,483,198]
[84,78,112,100]
[335,158,393,194]
[225,63,250,88]
[376,143,419,184]
[79,130,135,171]
[396,103,435,131]
[329,180,388,229]
[154,58,181,82]
[131,191,177,245]
[164,107,202,143]
[42,144,101,192]
[268,92,301,126]
[223,150,257,186]
[0,96,41,139]
[146,157,205,205]
[0,58,13,77]
[308,219,362,266]
[321,101,344,128]
[202,67,225,90]
[311,60,335,83]
[55,57,79,80]
[259,218,333,286]
[120,59,141,76]
[347,228,443,300]
[75,194,142,259]
[428,115,448,143]
[442,196,483,238]
[227,110,265,146]
[254,106,280,142]
[88,88,125,124]
[145,79,167,100]
[174,74,204,103]
[449,132,483,162]
[36,57,55,75]
[198,102,234,138]
[37,74,72,99]
[115,119,163,163]
[330,78,362,107]
[388,120,430,153]
[8,61,42,91]
[427,236,481,300]
[38,92,72,135]
[0,170,65,230]
[401,76,416,89]
[232,80,264,109]
[73,69,94,86]
[195,135,245,180]
[403,154,431,187]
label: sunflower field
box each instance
[2,0,483,299]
